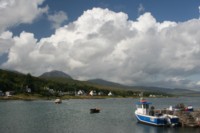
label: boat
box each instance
[135,98,179,127]
[54,98,62,104]
[90,108,100,114]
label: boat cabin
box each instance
[136,98,152,115]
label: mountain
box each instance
[1,68,199,97]
[40,70,72,79]
[87,79,124,87]
[1,69,155,97]
[87,78,200,95]
[87,79,163,91]
[165,88,200,96]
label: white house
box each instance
[149,94,156,98]
[77,90,85,95]
[108,91,113,96]
[5,91,14,97]
[26,86,32,93]
[98,91,104,96]
[89,90,97,96]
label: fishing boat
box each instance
[54,98,62,104]
[135,98,179,127]
[90,108,100,114]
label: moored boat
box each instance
[135,98,179,127]
[54,98,62,104]
[90,108,100,114]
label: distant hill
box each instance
[87,79,124,87]
[165,88,200,96]
[87,78,200,96]
[1,69,156,97]
[87,79,164,92]
[1,68,199,97]
[40,70,72,79]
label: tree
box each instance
[23,73,35,92]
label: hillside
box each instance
[0,69,154,98]
[87,78,200,96]
[40,70,72,79]
[87,79,124,88]
[6,68,200,98]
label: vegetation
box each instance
[0,69,171,100]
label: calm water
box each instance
[0,97,200,133]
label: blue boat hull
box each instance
[135,113,167,126]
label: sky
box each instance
[1,0,200,90]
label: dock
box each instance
[159,107,200,127]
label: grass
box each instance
[0,93,141,100]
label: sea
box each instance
[0,97,200,133]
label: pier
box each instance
[158,105,200,127]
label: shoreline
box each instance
[0,94,171,101]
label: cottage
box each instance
[5,91,15,97]
[77,90,85,95]
[98,91,104,96]
[89,90,97,96]
[26,87,32,93]
[108,91,113,96]
[149,94,156,98]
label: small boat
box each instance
[90,108,100,114]
[135,98,179,127]
[54,98,62,104]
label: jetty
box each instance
[173,108,200,127]
[158,104,200,127]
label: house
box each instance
[149,94,156,98]
[89,90,97,96]
[5,91,15,97]
[108,91,113,96]
[98,91,104,96]
[77,90,85,95]
[26,86,32,93]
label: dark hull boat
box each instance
[90,108,100,114]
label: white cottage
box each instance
[108,91,113,96]
[77,90,85,95]
[5,91,14,97]
[89,90,97,96]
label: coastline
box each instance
[0,94,171,101]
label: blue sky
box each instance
[10,0,200,39]
[1,0,200,90]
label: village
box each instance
[0,87,114,98]
[0,86,166,99]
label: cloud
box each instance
[48,11,68,29]
[2,7,200,90]
[0,0,48,33]
[199,5,200,19]
[138,3,145,15]
[0,31,13,55]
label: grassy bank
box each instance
[0,93,142,100]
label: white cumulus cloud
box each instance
[0,0,48,33]
[0,31,13,55]
[2,7,200,90]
